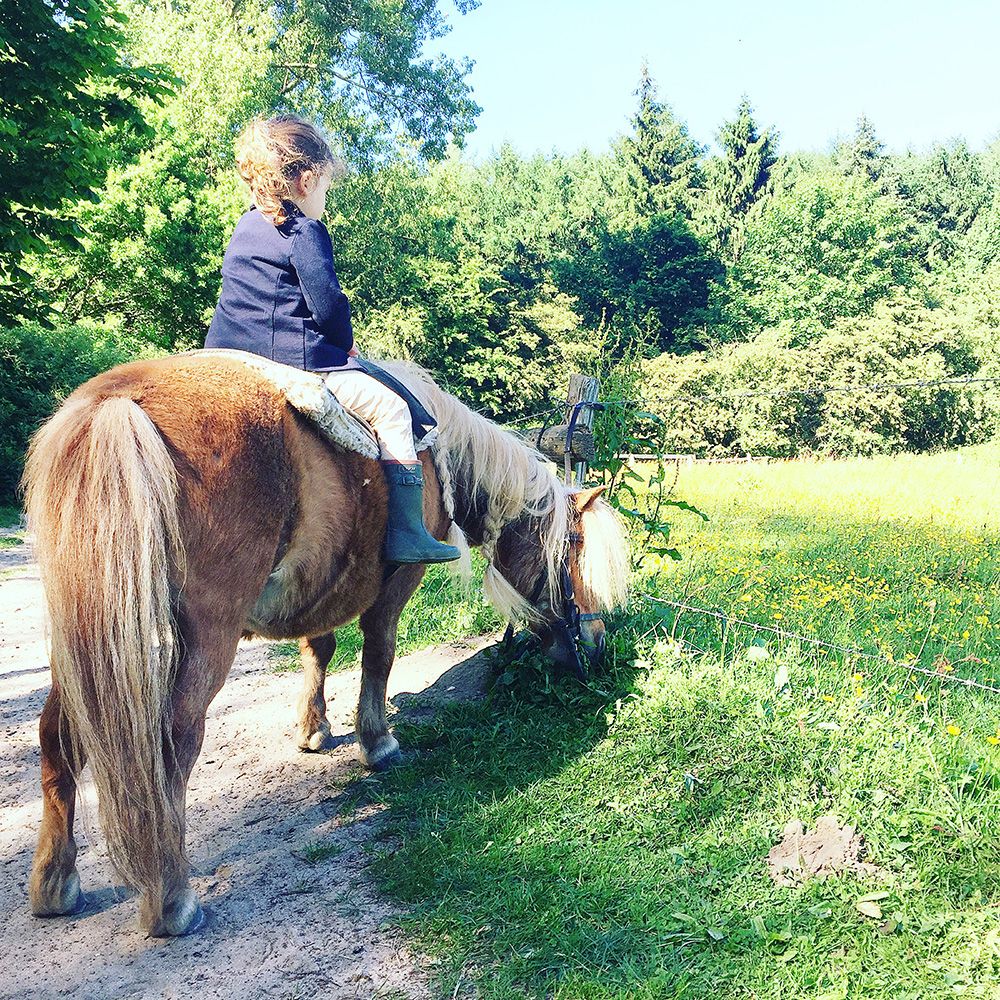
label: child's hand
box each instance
[348,346,360,358]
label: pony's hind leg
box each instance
[296,633,337,751]
[141,630,241,937]
[356,565,427,770]
[30,683,86,917]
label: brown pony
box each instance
[23,352,629,938]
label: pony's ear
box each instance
[573,486,607,512]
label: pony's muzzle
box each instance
[581,627,606,669]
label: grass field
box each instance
[334,442,1000,999]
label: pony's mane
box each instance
[375,361,629,623]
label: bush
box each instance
[642,297,1000,457]
[0,322,137,502]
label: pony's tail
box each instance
[24,394,184,912]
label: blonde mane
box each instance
[375,361,630,623]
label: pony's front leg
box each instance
[296,633,336,751]
[30,683,86,917]
[356,565,427,770]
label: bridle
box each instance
[501,529,603,681]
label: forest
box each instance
[2,0,1000,500]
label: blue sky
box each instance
[435,0,1000,160]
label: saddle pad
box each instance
[195,349,380,460]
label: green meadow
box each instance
[342,442,1000,999]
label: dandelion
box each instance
[914,692,927,704]
[947,725,961,736]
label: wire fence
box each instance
[641,595,1000,696]
[498,372,998,696]
[500,374,1000,433]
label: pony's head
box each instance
[485,485,630,676]
[368,359,631,676]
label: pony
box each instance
[23,352,629,937]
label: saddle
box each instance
[196,349,436,459]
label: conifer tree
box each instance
[840,115,887,184]
[706,95,779,260]
[617,62,704,221]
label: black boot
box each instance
[382,462,460,564]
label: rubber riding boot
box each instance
[382,462,460,564]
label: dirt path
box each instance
[0,540,494,1000]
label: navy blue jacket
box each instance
[206,205,353,371]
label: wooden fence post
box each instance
[564,374,600,486]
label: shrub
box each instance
[0,322,137,501]
[641,297,999,457]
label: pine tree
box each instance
[707,95,779,259]
[618,62,704,221]
[840,116,887,184]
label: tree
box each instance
[896,139,986,266]
[26,0,482,347]
[839,115,887,185]
[705,95,779,260]
[616,63,704,221]
[735,170,919,337]
[556,213,724,354]
[0,0,174,326]
[245,0,481,162]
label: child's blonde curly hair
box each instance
[235,114,338,224]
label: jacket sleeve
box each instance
[290,219,354,352]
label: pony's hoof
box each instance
[149,888,204,937]
[365,735,402,772]
[31,871,85,917]
[297,725,334,752]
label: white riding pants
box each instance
[323,370,417,463]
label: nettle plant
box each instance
[590,372,706,573]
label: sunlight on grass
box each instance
[656,443,1000,688]
[358,442,1000,1000]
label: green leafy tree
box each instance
[0,0,174,325]
[735,169,919,337]
[838,115,888,185]
[555,212,724,355]
[266,0,482,162]
[327,147,605,419]
[896,139,986,266]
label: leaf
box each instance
[683,772,701,791]
[857,891,891,902]
[751,915,767,938]
[773,663,789,691]
[664,498,710,520]
[707,927,726,941]
[855,900,883,919]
